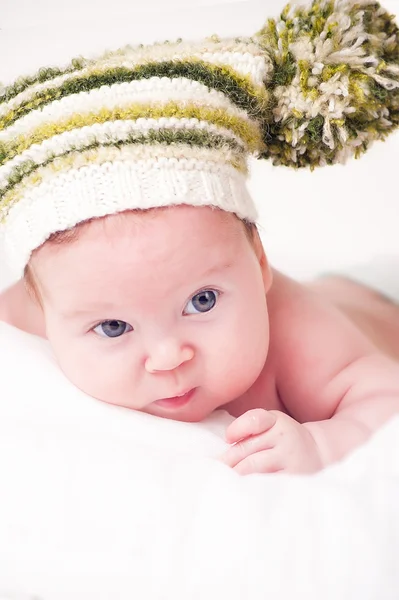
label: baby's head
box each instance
[25,205,272,421]
[1,2,397,418]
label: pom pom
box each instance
[255,0,399,168]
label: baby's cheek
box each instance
[49,336,133,405]
[210,319,270,401]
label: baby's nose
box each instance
[145,340,194,373]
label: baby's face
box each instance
[30,206,272,422]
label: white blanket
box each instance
[0,323,399,599]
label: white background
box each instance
[1,0,398,286]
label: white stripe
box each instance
[0,118,246,188]
[197,52,270,86]
[2,160,257,278]
[0,76,258,143]
[0,41,269,119]
[1,144,246,205]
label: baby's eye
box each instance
[184,290,219,315]
[93,320,133,338]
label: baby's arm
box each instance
[300,355,399,466]
[274,281,399,467]
[222,275,399,473]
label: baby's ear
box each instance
[251,228,273,294]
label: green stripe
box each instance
[0,58,87,104]
[0,127,245,203]
[0,60,270,131]
[0,102,261,166]
[0,38,258,104]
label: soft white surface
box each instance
[0,322,399,599]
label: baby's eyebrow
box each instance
[201,261,234,278]
[58,303,116,319]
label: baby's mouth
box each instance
[153,388,196,409]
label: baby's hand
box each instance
[220,409,323,475]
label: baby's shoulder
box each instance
[267,270,314,325]
[267,270,338,360]
[0,288,10,324]
[264,271,312,372]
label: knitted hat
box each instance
[0,0,398,278]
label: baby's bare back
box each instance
[307,275,399,362]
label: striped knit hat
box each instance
[0,0,398,278]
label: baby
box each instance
[1,0,399,475]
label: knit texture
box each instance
[0,0,398,277]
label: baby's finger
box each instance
[220,432,274,468]
[234,450,283,476]
[225,409,276,444]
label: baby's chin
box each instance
[143,402,214,423]
[141,389,227,423]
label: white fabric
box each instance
[3,160,255,279]
[0,322,399,599]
